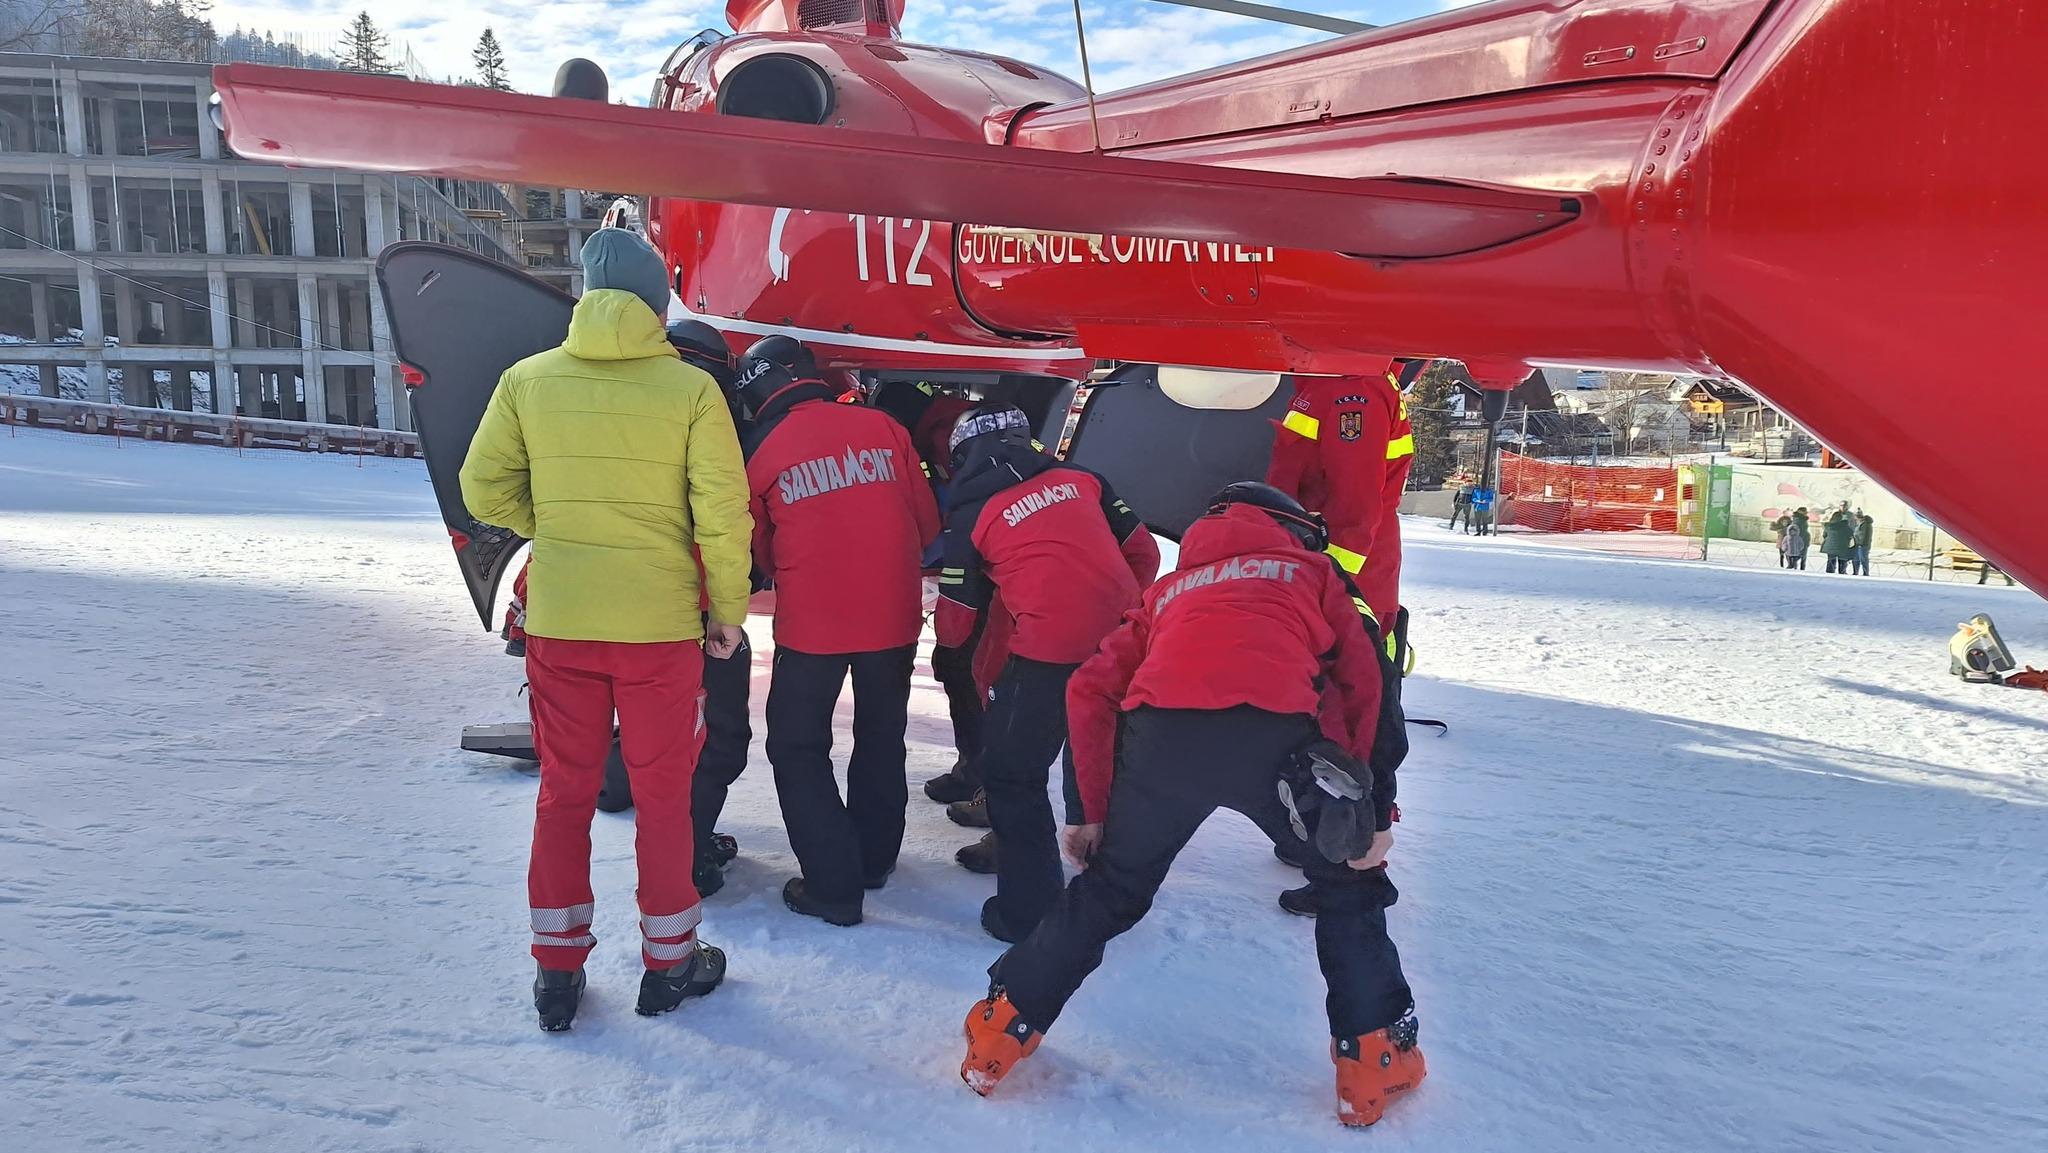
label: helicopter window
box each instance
[717,54,835,125]
[649,29,725,107]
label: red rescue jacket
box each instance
[936,442,1159,665]
[745,384,940,654]
[1266,368,1415,626]
[1066,506,1387,824]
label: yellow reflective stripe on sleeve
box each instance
[1282,410,1321,441]
[1350,595,1377,625]
[1385,433,1415,460]
[1326,543,1366,574]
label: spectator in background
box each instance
[1852,511,1874,576]
[1782,509,1811,571]
[1821,504,1856,574]
[1771,512,1793,568]
[1447,473,1476,534]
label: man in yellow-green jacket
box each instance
[459,229,753,1032]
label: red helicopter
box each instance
[211,0,2047,595]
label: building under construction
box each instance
[0,52,598,431]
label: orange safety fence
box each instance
[1497,451,1680,533]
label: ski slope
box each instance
[3,427,2046,1153]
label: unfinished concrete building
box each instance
[0,53,585,431]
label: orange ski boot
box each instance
[960,989,1041,1097]
[1332,1011,1426,1127]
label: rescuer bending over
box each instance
[959,483,1424,1128]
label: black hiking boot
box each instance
[782,877,862,926]
[693,856,726,899]
[533,964,586,1032]
[863,863,897,891]
[947,791,990,829]
[636,942,727,1016]
[707,832,739,866]
[1278,884,1321,918]
[955,832,997,875]
[923,760,979,805]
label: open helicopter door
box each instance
[1063,364,1295,539]
[376,242,576,629]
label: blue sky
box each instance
[208,1,1481,100]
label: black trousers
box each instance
[980,656,1082,937]
[992,705,1415,1040]
[765,643,916,904]
[931,641,985,779]
[691,627,755,856]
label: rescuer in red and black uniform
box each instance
[936,403,1159,943]
[875,382,986,805]
[739,335,941,927]
[958,483,1424,1129]
[1266,364,1417,627]
[1266,362,1418,916]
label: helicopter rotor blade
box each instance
[1143,0,1372,35]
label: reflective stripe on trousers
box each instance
[641,908,702,939]
[531,903,595,934]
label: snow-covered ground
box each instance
[4,427,2047,1153]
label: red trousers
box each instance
[526,637,706,971]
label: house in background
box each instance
[1678,378,1814,461]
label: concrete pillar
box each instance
[319,280,343,352]
[362,178,387,253]
[232,277,256,347]
[211,352,232,414]
[200,171,225,254]
[297,274,323,422]
[288,181,315,258]
[366,272,399,431]
[95,92,118,157]
[76,264,104,348]
[67,169,94,251]
[194,80,220,161]
[28,278,56,395]
[112,279,139,344]
[207,265,233,414]
[207,267,232,348]
[59,71,86,157]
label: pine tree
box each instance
[1408,360,1461,488]
[339,10,391,74]
[472,27,511,91]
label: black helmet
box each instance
[666,320,736,389]
[745,333,817,380]
[947,402,1034,470]
[1207,481,1329,551]
[735,334,819,412]
[666,320,731,369]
